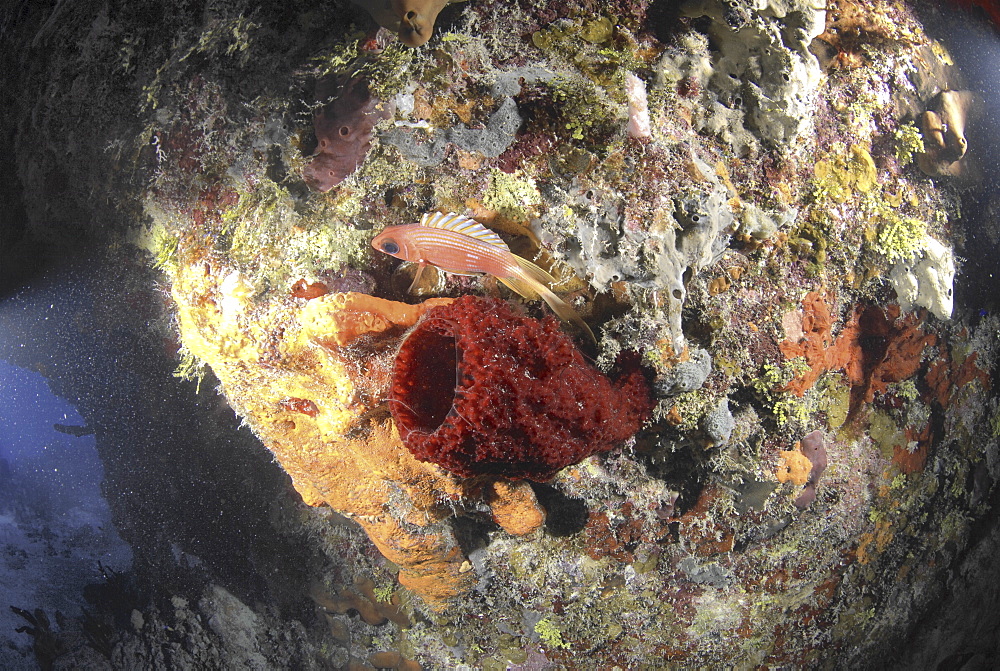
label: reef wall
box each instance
[2,0,999,668]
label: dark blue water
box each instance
[0,285,132,669]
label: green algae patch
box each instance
[580,17,614,44]
[753,358,814,427]
[789,217,830,274]
[549,74,624,143]
[313,38,416,101]
[482,169,543,221]
[894,123,925,165]
[871,212,928,264]
[869,410,906,458]
[820,375,852,430]
[534,617,571,650]
[134,223,180,276]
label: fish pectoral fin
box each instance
[511,254,558,286]
[501,257,597,344]
[406,262,427,294]
[499,255,554,301]
[408,263,483,293]
[497,274,537,301]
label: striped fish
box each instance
[371,211,595,342]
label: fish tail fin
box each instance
[500,256,597,344]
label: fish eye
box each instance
[380,240,400,255]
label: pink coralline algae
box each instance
[388,296,653,481]
[303,76,394,192]
[795,430,828,508]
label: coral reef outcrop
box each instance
[6,0,1000,667]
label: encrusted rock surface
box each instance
[2,0,1000,668]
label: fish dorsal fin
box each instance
[420,211,508,249]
